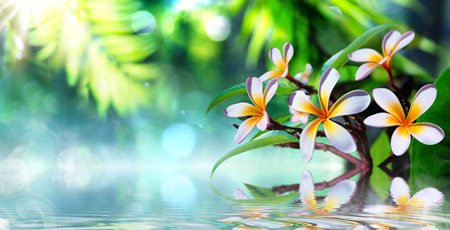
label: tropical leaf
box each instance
[206,83,296,116]
[211,135,298,178]
[410,67,450,191]
[320,24,398,74]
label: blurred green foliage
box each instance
[0,0,443,119]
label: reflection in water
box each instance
[365,177,444,214]
[297,170,355,214]
[161,175,197,206]
[219,169,446,229]
[0,162,446,228]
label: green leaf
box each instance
[320,24,398,74]
[369,131,391,200]
[206,83,296,116]
[244,183,276,198]
[410,67,450,191]
[211,135,298,178]
[370,131,391,166]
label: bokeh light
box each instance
[162,123,196,157]
[205,16,231,41]
[131,11,157,34]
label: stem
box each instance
[387,68,410,112]
[286,73,317,94]
[268,118,325,138]
[358,129,373,167]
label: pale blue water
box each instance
[0,164,448,229]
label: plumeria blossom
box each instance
[294,170,356,215]
[259,42,293,81]
[348,30,415,81]
[364,177,444,214]
[224,77,278,144]
[294,63,313,85]
[289,68,371,162]
[364,84,445,156]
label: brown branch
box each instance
[315,143,362,167]
[286,73,317,95]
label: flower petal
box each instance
[408,123,444,145]
[323,180,356,212]
[348,48,383,63]
[234,189,249,200]
[256,110,270,131]
[263,79,278,106]
[283,42,294,63]
[269,47,285,70]
[382,30,401,56]
[392,31,415,54]
[372,88,406,123]
[390,177,411,206]
[299,170,317,207]
[355,63,378,81]
[410,188,444,207]
[391,126,411,156]
[328,90,371,118]
[300,118,324,162]
[406,84,437,124]
[289,108,309,124]
[280,63,289,78]
[259,70,282,81]
[234,117,259,144]
[318,68,339,112]
[323,119,356,153]
[288,91,323,116]
[246,77,264,110]
[225,102,261,117]
[364,112,402,128]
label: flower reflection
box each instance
[217,170,444,229]
[234,189,249,200]
[294,170,356,214]
[364,177,444,214]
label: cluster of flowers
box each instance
[225,30,444,162]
